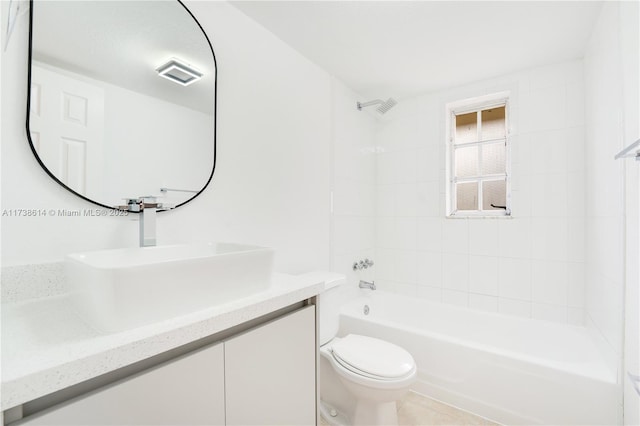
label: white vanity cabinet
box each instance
[225,305,316,425]
[10,305,316,426]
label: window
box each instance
[446,93,510,216]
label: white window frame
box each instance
[445,92,511,217]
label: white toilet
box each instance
[317,273,417,426]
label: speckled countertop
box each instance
[1,266,326,411]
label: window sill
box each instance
[446,214,513,219]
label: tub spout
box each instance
[359,280,376,290]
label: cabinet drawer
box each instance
[14,343,225,426]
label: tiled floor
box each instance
[321,391,499,426]
[396,392,498,425]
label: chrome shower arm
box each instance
[357,99,384,110]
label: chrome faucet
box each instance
[117,196,169,247]
[359,280,376,290]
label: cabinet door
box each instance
[225,306,316,426]
[14,343,225,425]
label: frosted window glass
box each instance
[482,180,506,210]
[455,112,477,144]
[482,142,505,174]
[457,182,478,210]
[455,146,478,178]
[481,107,505,140]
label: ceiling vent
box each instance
[156,58,203,87]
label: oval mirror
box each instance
[27,0,217,209]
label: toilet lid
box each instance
[331,334,415,379]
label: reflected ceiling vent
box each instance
[156,58,203,86]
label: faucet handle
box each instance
[157,203,176,210]
[115,198,139,212]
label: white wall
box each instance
[1,1,331,274]
[374,60,587,325]
[585,2,640,423]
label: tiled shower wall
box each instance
[374,60,586,325]
[331,79,378,292]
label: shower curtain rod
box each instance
[615,138,640,161]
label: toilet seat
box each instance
[323,334,416,388]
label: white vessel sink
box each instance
[66,243,275,332]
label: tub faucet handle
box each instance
[353,258,375,271]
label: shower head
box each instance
[357,97,397,114]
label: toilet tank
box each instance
[299,271,346,346]
[316,273,346,346]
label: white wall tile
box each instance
[567,262,585,307]
[442,253,469,291]
[468,220,498,257]
[376,184,395,217]
[394,282,418,297]
[513,133,532,175]
[334,216,375,256]
[531,218,569,261]
[567,171,585,217]
[498,257,532,300]
[530,64,568,89]
[376,217,395,248]
[395,150,418,183]
[528,85,566,132]
[417,148,441,182]
[442,219,469,254]
[530,129,568,175]
[566,84,586,127]
[417,217,442,252]
[533,303,567,323]
[417,285,442,302]
[566,127,586,172]
[333,179,375,216]
[532,260,568,305]
[499,298,532,318]
[531,172,568,218]
[498,218,532,258]
[442,289,469,307]
[395,250,418,284]
[376,151,395,185]
[416,181,441,217]
[374,279,396,292]
[417,250,443,288]
[510,189,532,218]
[395,217,417,250]
[375,248,395,281]
[469,255,499,296]
[567,216,585,262]
[395,183,418,216]
[469,293,498,313]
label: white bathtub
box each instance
[338,291,620,425]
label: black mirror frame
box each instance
[25,0,218,212]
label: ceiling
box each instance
[231,1,603,101]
